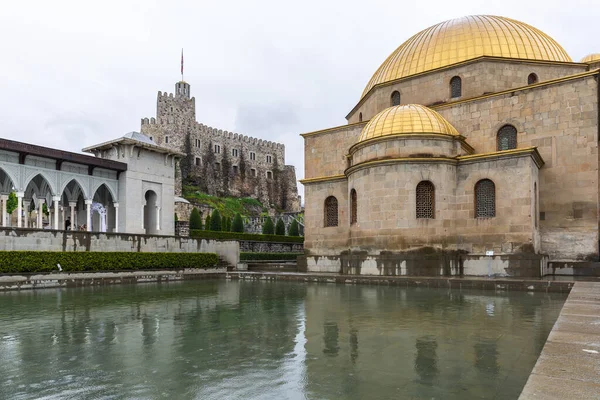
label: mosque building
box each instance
[300,15,600,277]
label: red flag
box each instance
[180,49,184,77]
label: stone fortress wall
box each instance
[141,83,300,212]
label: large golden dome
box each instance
[580,53,600,63]
[358,104,459,143]
[362,15,572,98]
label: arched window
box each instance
[528,73,538,85]
[391,91,401,106]
[475,179,496,218]
[350,189,357,225]
[497,125,517,151]
[416,181,435,219]
[324,196,338,227]
[450,76,462,98]
[359,112,363,122]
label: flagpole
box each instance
[181,48,184,81]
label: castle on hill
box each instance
[140,80,301,212]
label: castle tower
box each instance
[175,81,190,99]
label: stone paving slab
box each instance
[519,282,600,400]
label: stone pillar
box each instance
[69,201,76,230]
[156,206,161,232]
[23,200,30,228]
[53,196,60,230]
[85,200,92,232]
[0,194,7,227]
[37,199,45,229]
[16,192,24,228]
[113,202,119,233]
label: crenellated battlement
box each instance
[196,123,284,150]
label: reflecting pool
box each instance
[0,280,566,399]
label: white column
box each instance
[69,201,76,230]
[23,200,30,228]
[16,192,24,228]
[85,200,92,232]
[37,199,45,229]
[113,202,119,233]
[0,195,7,227]
[155,206,161,232]
[53,196,60,230]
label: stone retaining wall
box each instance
[239,240,303,253]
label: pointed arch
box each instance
[23,171,57,196]
[90,181,117,203]
[60,178,89,201]
[0,166,18,193]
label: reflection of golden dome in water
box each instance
[358,104,459,143]
[580,53,600,63]
[362,15,572,98]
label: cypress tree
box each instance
[224,216,231,232]
[288,219,299,236]
[210,209,222,231]
[189,208,202,230]
[262,216,274,235]
[232,213,244,233]
[205,214,211,230]
[275,218,285,236]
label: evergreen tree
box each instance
[225,216,232,231]
[275,218,285,236]
[288,219,299,236]
[210,209,222,231]
[205,214,211,230]
[232,213,244,233]
[6,192,17,215]
[189,208,202,230]
[262,216,274,235]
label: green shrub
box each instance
[223,216,231,232]
[275,218,285,236]
[205,214,211,231]
[240,252,302,261]
[6,192,17,215]
[0,251,219,274]
[190,230,303,243]
[232,213,244,233]
[262,217,274,235]
[189,208,202,230]
[210,209,222,231]
[288,219,299,236]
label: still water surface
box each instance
[0,280,565,400]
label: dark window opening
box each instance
[497,125,517,151]
[416,181,435,219]
[450,76,462,98]
[350,189,357,225]
[325,196,339,227]
[528,73,538,85]
[391,91,401,106]
[475,179,496,218]
[359,113,363,122]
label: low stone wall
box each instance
[239,240,303,253]
[226,272,574,293]
[543,261,600,276]
[0,228,239,267]
[0,268,225,291]
[298,251,544,278]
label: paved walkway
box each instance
[520,281,600,399]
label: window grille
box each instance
[325,196,338,227]
[528,73,538,85]
[475,179,495,218]
[350,189,357,225]
[497,125,517,151]
[391,91,401,106]
[416,181,435,219]
[450,76,462,98]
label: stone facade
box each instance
[301,16,600,277]
[141,81,300,212]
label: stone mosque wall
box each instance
[141,87,300,212]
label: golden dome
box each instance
[580,53,600,63]
[358,104,459,143]
[362,15,572,98]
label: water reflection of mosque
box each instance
[302,284,560,399]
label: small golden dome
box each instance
[580,53,600,63]
[358,104,459,143]
[362,15,572,98]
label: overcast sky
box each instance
[1,0,599,198]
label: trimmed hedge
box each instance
[0,251,219,274]
[240,252,303,261]
[190,229,304,243]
